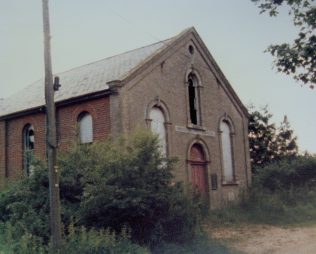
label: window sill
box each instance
[222,181,239,186]
[187,124,206,131]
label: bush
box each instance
[209,156,316,225]
[59,130,200,245]
[253,155,316,191]
[0,130,201,247]
[0,222,148,254]
[0,222,47,254]
[0,160,51,242]
[60,225,149,254]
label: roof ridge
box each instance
[0,27,195,118]
[56,37,174,76]
[54,27,196,77]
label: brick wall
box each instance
[0,121,6,180]
[7,113,46,178]
[120,34,251,208]
[57,97,111,150]
[1,96,110,178]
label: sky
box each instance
[0,0,315,153]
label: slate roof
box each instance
[0,36,175,118]
[0,27,249,119]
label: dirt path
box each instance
[209,224,316,254]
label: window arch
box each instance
[78,112,93,144]
[23,124,35,176]
[187,73,201,125]
[220,120,235,182]
[149,107,167,157]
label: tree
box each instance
[248,105,277,168]
[274,115,298,159]
[252,0,316,88]
[248,105,298,170]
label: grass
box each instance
[152,234,239,254]
[208,186,316,227]
[4,187,315,253]
[3,188,315,253]
[0,222,238,254]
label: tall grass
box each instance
[210,156,316,226]
[0,222,149,254]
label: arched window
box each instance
[149,107,167,157]
[23,124,35,176]
[78,112,93,144]
[188,73,201,125]
[220,121,234,182]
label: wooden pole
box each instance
[42,0,62,250]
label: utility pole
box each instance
[42,0,62,250]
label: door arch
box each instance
[189,144,209,195]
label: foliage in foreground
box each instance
[0,222,236,254]
[0,223,148,254]
[0,130,200,249]
[210,156,316,225]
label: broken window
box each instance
[23,124,35,176]
[188,73,200,125]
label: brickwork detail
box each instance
[1,96,110,178]
[119,35,251,208]
[0,121,6,180]
[0,29,251,209]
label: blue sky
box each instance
[1,0,315,153]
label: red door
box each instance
[190,144,209,195]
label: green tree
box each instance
[248,106,298,170]
[274,115,298,159]
[248,105,276,168]
[252,0,316,88]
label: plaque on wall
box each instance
[211,174,218,190]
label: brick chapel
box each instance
[0,28,251,208]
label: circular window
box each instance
[188,45,194,55]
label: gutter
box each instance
[0,89,112,121]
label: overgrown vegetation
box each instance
[152,234,234,254]
[210,155,316,226]
[248,105,298,170]
[0,131,203,252]
[0,222,148,254]
[2,119,314,252]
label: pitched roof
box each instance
[0,27,249,119]
[0,35,177,118]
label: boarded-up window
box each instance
[220,121,234,182]
[78,113,93,144]
[149,107,167,157]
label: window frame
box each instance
[23,124,35,176]
[218,116,237,185]
[145,98,171,158]
[185,71,203,129]
[148,107,167,157]
[77,112,94,144]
